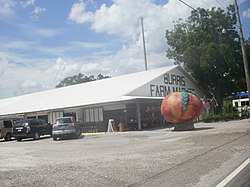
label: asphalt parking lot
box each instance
[0,119,250,187]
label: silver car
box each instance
[52,117,81,141]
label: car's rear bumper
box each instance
[52,130,77,138]
[12,133,32,139]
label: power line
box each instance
[215,0,226,10]
[178,0,196,11]
[232,0,250,37]
[214,0,250,36]
[200,0,212,9]
[179,0,250,37]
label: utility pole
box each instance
[234,0,250,98]
[141,17,148,71]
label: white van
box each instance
[232,98,250,112]
[0,120,14,141]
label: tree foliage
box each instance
[165,6,248,104]
[55,73,111,88]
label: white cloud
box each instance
[67,0,228,59]
[68,0,94,24]
[69,1,172,78]
[31,6,46,21]
[20,0,35,8]
[0,53,47,98]
[243,9,250,18]
[53,57,80,81]
[33,6,45,14]
[19,24,66,38]
[0,54,82,98]
[66,0,193,73]
[0,57,9,77]
[90,1,141,37]
[36,28,64,38]
[0,0,16,17]
[68,0,227,38]
[70,41,106,49]
[0,39,35,50]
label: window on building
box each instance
[85,110,90,122]
[94,108,99,121]
[235,102,238,107]
[246,101,249,106]
[84,108,103,122]
[89,109,94,122]
[98,108,103,121]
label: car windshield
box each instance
[14,120,29,127]
[56,118,72,124]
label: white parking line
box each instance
[216,157,250,187]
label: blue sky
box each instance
[0,0,250,99]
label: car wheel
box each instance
[4,133,11,141]
[52,136,57,141]
[17,137,22,141]
[34,132,40,140]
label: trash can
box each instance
[119,122,125,132]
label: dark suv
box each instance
[12,119,52,141]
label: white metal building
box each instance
[0,65,204,132]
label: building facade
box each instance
[0,65,204,132]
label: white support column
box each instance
[48,112,53,124]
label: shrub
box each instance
[241,109,250,119]
[203,114,220,122]
[203,112,239,123]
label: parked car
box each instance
[52,116,81,141]
[0,119,14,141]
[12,119,52,141]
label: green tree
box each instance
[96,74,111,80]
[55,73,111,88]
[165,6,247,104]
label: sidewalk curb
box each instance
[82,131,129,136]
[82,132,106,136]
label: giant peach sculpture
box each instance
[161,90,203,130]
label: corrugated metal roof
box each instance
[0,65,178,116]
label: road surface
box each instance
[0,119,250,186]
